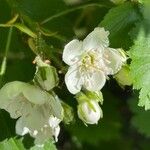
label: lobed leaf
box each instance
[129,21,150,110]
[99,2,140,48]
[129,96,150,137]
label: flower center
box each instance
[82,53,94,67]
[79,50,110,76]
[80,50,100,73]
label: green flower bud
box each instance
[33,56,59,91]
[114,65,132,87]
[77,100,103,124]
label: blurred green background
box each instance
[0,0,150,149]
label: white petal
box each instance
[33,130,38,136]
[103,48,127,75]
[34,126,53,145]
[83,27,109,51]
[49,115,61,128]
[65,65,82,94]
[83,70,106,91]
[53,126,60,142]
[63,39,83,65]
[16,104,51,136]
[0,95,32,119]
[48,116,61,142]
[16,118,30,136]
[25,105,51,131]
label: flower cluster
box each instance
[0,81,63,146]
[63,27,126,124]
[0,56,64,146]
[0,27,127,146]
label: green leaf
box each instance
[6,0,67,21]
[0,0,11,23]
[0,138,57,150]
[0,23,37,38]
[13,23,37,38]
[129,21,150,110]
[0,138,25,150]
[99,2,140,48]
[129,95,150,137]
[31,140,57,150]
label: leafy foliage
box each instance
[31,140,57,150]
[1,0,150,149]
[0,138,25,150]
[129,95,150,137]
[99,2,140,48]
[0,138,57,150]
[129,21,150,110]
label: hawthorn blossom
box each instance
[63,27,126,94]
[0,81,63,145]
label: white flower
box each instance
[15,102,61,145]
[63,27,126,94]
[77,100,103,124]
[0,81,63,145]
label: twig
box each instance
[40,3,108,25]
[0,27,13,86]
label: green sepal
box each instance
[61,101,74,124]
[75,90,103,105]
[33,56,59,91]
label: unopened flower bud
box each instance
[114,65,132,87]
[77,100,103,125]
[33,56,59,91]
